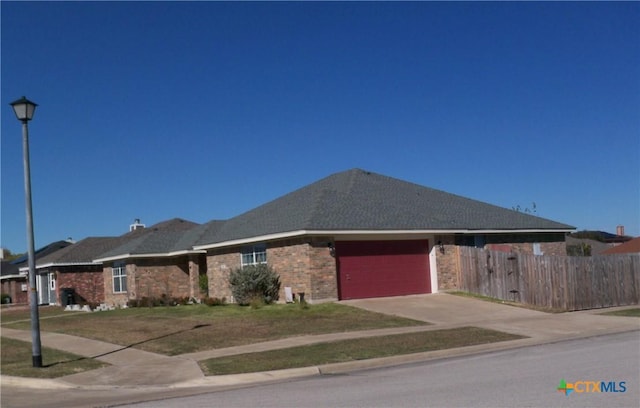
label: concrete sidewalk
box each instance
[1,293,638,391]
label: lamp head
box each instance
[10,96,37,123]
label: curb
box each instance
[175,366,321,388]
[2,328,638,391]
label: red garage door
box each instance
[336,240,431,300]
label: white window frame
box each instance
[112,262,127,293]
[241,244,267,267]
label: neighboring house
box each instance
[32,236,137,305]
[566,230,632,255]
[192,169,575,303]
[1,240,72,304]
[93,218,215,306]
[23,218,210,307]
[1,261,23,304]
[601,237,640,255]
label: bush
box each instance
[199,274,209,296]
[229,264,281,306]
[1,293,11,304]
[203,297,226,306]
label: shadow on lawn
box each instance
[44,323,211,368]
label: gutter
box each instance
[193,228,575,250]
[94,249,206,263]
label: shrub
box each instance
[298,298,309,310]
[127,296,154,307]
[199,274,209,296]
[229,264,281,306]
[1,293,11,304]
[204,297,227,306]
[176,296,190,306]
[249,295,265,309]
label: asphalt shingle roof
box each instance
[33,219,203,264]
[602,237,640,254]
[35,237,126,266]
[3,241,73,275]
[9,240,73,266]
[196,168,574,246]
[95,218,203,259]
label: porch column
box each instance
[188,255,200,299]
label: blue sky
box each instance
[2,2,639,253]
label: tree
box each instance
[512,202,537,214]
[1,248,24,262]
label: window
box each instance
[112,262,127,293]
[241,244,267,266]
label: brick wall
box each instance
[269,239,312,300]
[103,263,131,307]
[103,257,197,307]
[55,265,104,305]
[133,258,191,300]
[1,278,28,304]
[206,238,340,303]
[434,235,459,290]
[206,248,237,300]
[188,254,207,298]
[309,239,338,301]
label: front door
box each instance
[37,272,56,305]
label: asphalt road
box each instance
[119,331,640,408]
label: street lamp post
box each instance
[10,96,43,368]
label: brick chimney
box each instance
[616,225,625,236]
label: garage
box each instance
[336,240,431,300]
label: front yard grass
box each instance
[600,308,640,317]
[200,326,524,375]
[0,303,427,355]
[0,337,107,378]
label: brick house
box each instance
[32,237,131,306]
[2,240,72,305]
[94,218,212,307]
[13,169,575,307]
[193,169,575,302]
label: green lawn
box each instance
[0,337,107,378]
[200,326,524,375]
[600,308,640,317]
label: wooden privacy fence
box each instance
[457,247,640,311]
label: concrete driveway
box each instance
[341,293,640,341]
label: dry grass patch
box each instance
[200,326,525,375]
[0,337,107,378]
[1,303,426,355]
[0,306,69,324]
[448,291,565,313]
